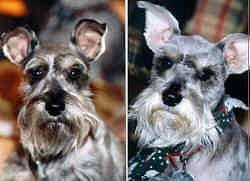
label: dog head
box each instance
[131,1,249,148]
[1,19,107,159]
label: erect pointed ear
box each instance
[1,27,39,66]
[70,19,107,62]
[137,1,180,53]
[217,33,249,75]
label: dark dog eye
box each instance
[155,57,173,74]
[196,68,214,81]
[69,67,82,80]
[27,66,48,83]
[68,64,88,82]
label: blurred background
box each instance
[128,0,249,158]
[0,0,125,170]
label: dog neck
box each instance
[212,94,237,132]
[129,95,237,180]
[26,132,95,179]
[24,117,106,179]
[128,140,203,180]
[27,151,62,178]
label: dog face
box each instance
[1,19,107,159]
[131,1,249,147]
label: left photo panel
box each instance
[0,0,125,180]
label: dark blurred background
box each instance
[0,0,55,33]
[128,0,249,158]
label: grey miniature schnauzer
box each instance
[129,1,249,181]
[0,19,124,181]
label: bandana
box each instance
[212,95,237,131]
[128,95,241,180]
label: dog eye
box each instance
[68,64,89,81]
[69,67,82,80]
[196,68,214,81]
[155,57,173,73]
[27,66,48,82]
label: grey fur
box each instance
[129,1,250,181]
[39,0,125,85]
[0,20,124,181]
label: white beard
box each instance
[130,86,219,151]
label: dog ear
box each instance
[70,19,107,62]
[1,27,38,66]
[137,1,180,53]
[217,33,249,74]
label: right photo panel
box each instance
[128,0,249,180]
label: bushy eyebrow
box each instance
[24,56,48,71]
[54,54,88,71]
[54,53,77,60]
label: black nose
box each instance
[162,83,183,107]
[45,90,65,116]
